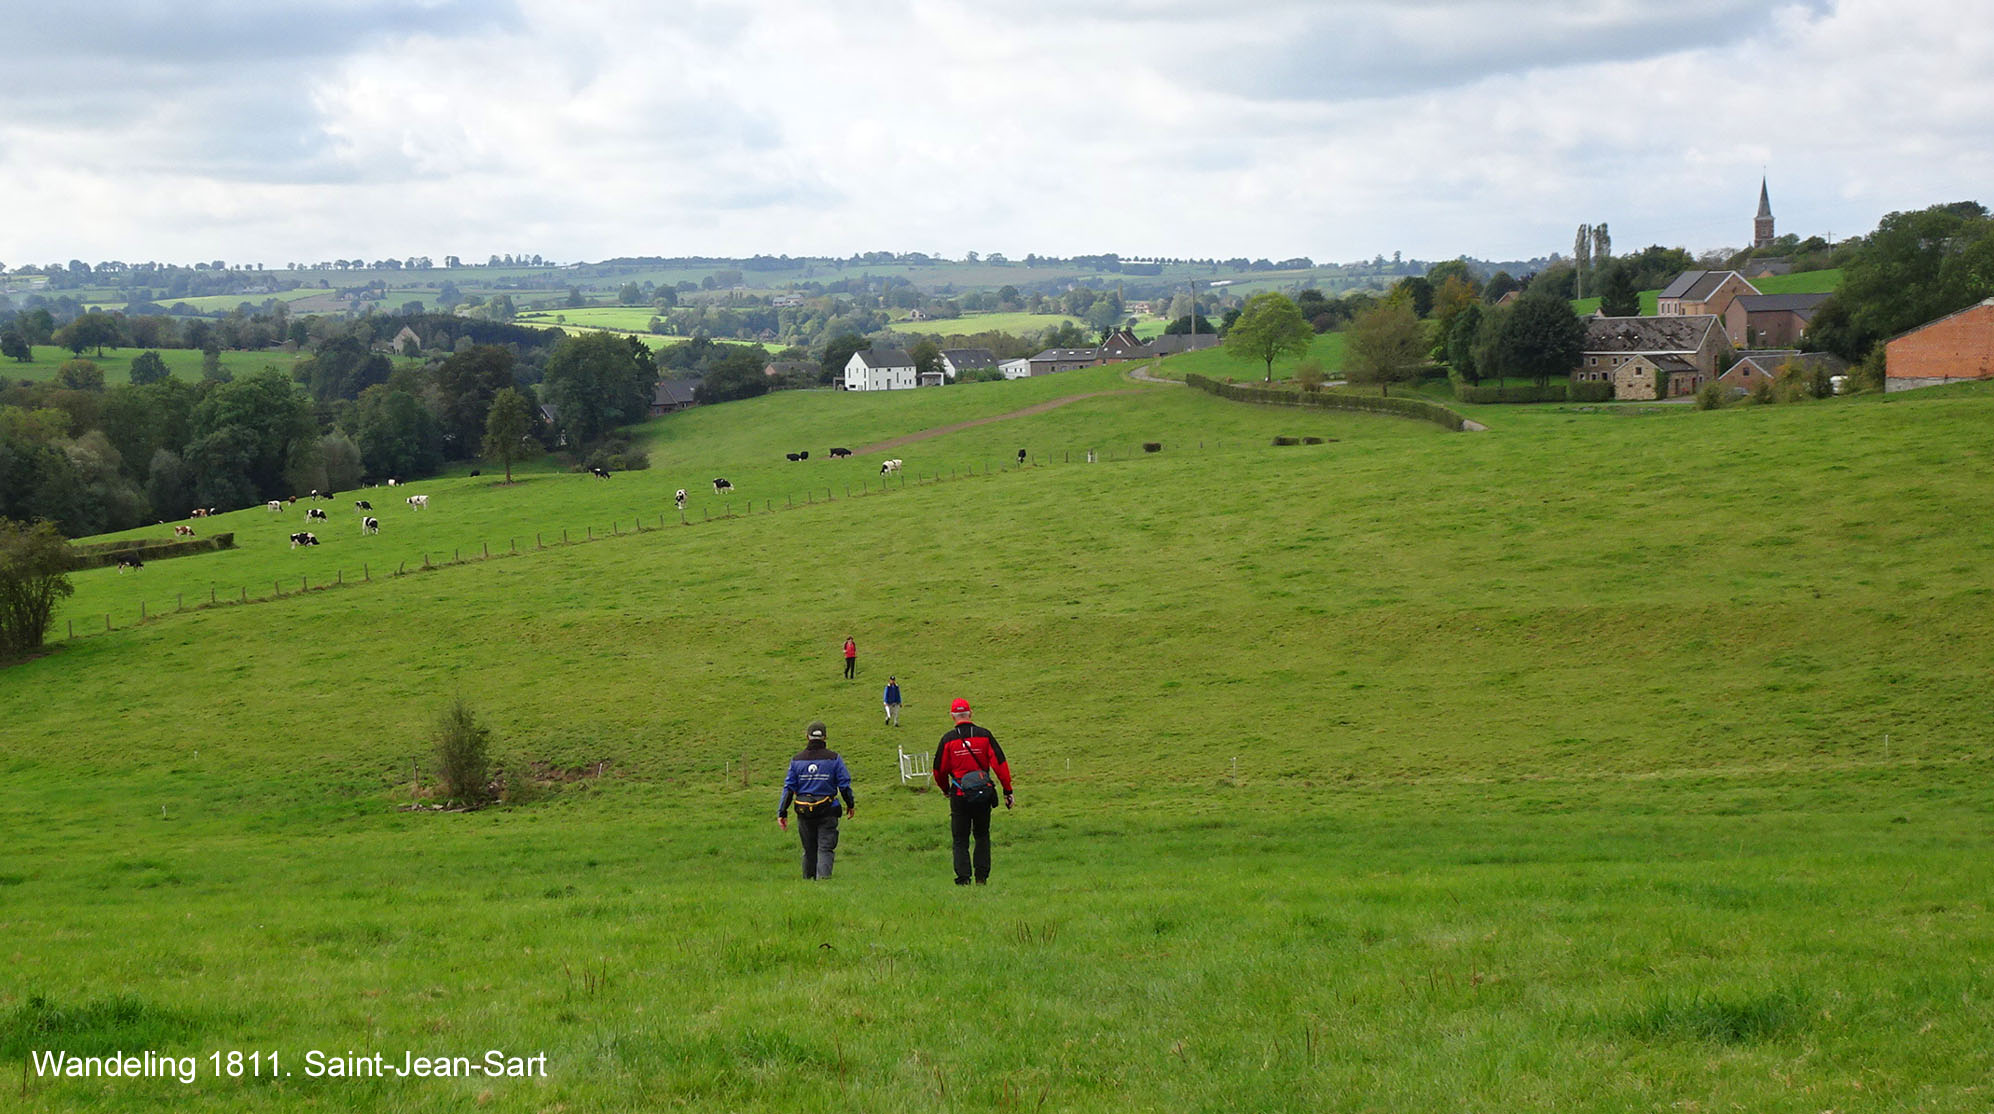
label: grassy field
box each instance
[5,368,1994,1111]
[3,345,309,384]
[1573,267,1843,317]
[80,289,328,314]
[885,310,1084,337]
[515,307,665,333]
[1142,330,1349,383]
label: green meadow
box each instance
[5,366,1994,1112]
[885,310,1085,337]
[3,346,309,385]
[515,307,665,333]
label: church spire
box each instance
[1757,177,1773,220]
[1753,177,1775,249]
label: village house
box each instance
[1723,292,1831,349]
[650,378,700,415]
[843,348,918,391]
[1657,270,1760,319]
[939,348,997,381]
[1717,350,1849,397]
[999,357,1032,380]
[1026,347,1102,376]
[1573,315,1730,400]
[1884,297,1994,391]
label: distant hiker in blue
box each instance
[776,721,855,880]
[883,676,902,727]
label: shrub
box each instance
[1143,442,1162,453]
[1694,382,1731,410]
[0,520,76,660]
[1271,436,1299,446]
[1302,436,1325,445]
[432,698,495,807]
[1569,381,1614,403]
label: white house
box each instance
[844,348,917,391]
[999,357,1032,380]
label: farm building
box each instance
[1718,351,1849,397]
[1657,270,1760,319]
[1027,347,1102,376]
[1572,315,1730,398]
[844,348,918,391]
[1885,298,1994,392]
[999,357,1032,380]
[1724,293,1831,349]
[650,379,700,415]
[940,348,997,381]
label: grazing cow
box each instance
[590,466,611,479]
[785,453,801,462]
[188,508,206,518]
[286,495,297,505]
[361,517,380,535]
[354,500,372,512]
[674,489,687,510]
[880,458,902,475]
[117,555,144,573]
[469,470,480,477]
[173,525,195,537]
[306,507,327,521]
[289,531,319,548]
[387,478,398,487]
[267,501,283,512]
[829,447,851,458]
[712,478,733,494]
[798,450,809,460]
[1016,448,1027,465]
[407,494,429,510]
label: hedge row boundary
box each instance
[1183,375,1467,431]
[69,533,237,569]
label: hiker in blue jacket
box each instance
[883,676,902,727]
[776,721,855,880]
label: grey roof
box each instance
[653,378,700,407]
[1724,351,1848,379]
[1145,333,1221,356]
[1030,347,1100,362]
[1658,270,1708,300]
[1733,293,1831,316]
[940,348,996,370]
[854,348,915,369]
[1583,315,1725,355]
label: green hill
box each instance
[5,368,1993,1112]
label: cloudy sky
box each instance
[3,0,1989,268]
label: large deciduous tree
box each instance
[1344,302,1427,397]
[1486,293,1586,387]
[128,350,170,386]
[539,332,654,447]
[434,345,518,460]
[481,387,534,484]
[1598,263,1640,317]
[1224,292,1315,381]
[1806,201,1994,361]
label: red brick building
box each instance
[1885,298,1994,392]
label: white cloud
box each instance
[0,0,1988,267]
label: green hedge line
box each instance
[69,533,237,569]
[1450,380,1616,404]
[1183,375,1467,432]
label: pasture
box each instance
[3,345,309,384]
[884,310,1085,337]
[4,369,1993,1112]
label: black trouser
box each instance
[949,797,995,884]
[797,810,840,879]
[843,656,855,679]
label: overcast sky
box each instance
[3,0,1989,268]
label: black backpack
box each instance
[948,732,999,807]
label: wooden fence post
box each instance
[363,563,369,581]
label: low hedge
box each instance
[69,533,236,569]
[1569,380,1614,403]
[1184,375,1467,432]
[1452,381,1602,404]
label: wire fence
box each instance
[62,440,1243,643]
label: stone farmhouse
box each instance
[1885,297,1994,391]
[650,378,700,415]
[1723,293,1830,349]
[1657,269,1759,319]
[1027,347,1103,376]
[1717,350,1848,398]
[1572,315,1730,400]
[844,348,918,391]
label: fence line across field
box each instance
[67,440,1226,642]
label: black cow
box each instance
[829,447,852,458]
[785,453,801,462]
[469,470,480,477]
[1016,448,1027,465]
[712,478,733,494]
[355,500,372,511]
[289,532,319,548]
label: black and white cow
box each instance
[306,507,328,521]
[880,458,903,475]
[1016,448,1027,465]
[712,478,733,494]
[406,494,429,510]
[289,532,319,548]
[829,447,852,458]
[361,517,380,535]
[674,489,687,510]
[116,555,144,573]
[785,453,801,462]
[354,500,372,512]
[591,467,611,479]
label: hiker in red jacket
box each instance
[931,697,1013,885]
[842,636,857,680]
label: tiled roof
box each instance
[854,349,915,369]
[1583,315,1724,354]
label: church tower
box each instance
[1753,178,1775,249]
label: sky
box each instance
[3,0,1990,269]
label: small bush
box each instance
[1694,382,1731,410]
[1143,442,1162,453]
[433,698,494,807]
[1272,436,1299,446]
[1301,436,1324,445]
[1568,380,1614,403]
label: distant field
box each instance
[2,344,307,384]
[514,319,763,352]
[885,310,1084,337]
[1145,329,1349,381]
[83,289,327,314]
[517,307,666,332]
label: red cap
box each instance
[950,698,972,715]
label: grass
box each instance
[884,310,1084,337]
[81,289,327,314]
[1141,330,1348,382]
[5,369,1994,1110]
[2,345,308,384]
[515,307,667,333]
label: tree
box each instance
[1805,201,1994,360]
[0,519,75,660]
[187,369,318,503]
[1445,303,1485,383]
[538,332,653,447]
[433,345,517,460]
[694,346,773,404]
[820,333,868,383]
[0,327,29,363]
[352,385,443,480]
[481,387,534,483]
[1292,361,1327,394]
[1224,292,1315,381]
[1344,302,1427,396]
[618,281,643,304]
[1598,263,1640,317]
[1483,271,1520,303]
[55,359,105,392]
[1486,293,1586,387]
[910,338,943,382]
[128,350,170,386]
[1393,275,1435,318]
[1572,223,1593,299]
[54,311,123,357]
